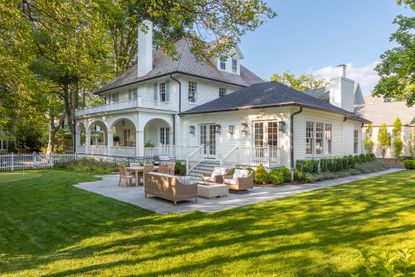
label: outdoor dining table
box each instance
[126,166,159,185]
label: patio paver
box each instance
[74,168,403,214]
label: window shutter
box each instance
[165,80,170,102]
[153,83,158,101]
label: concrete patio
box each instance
[74,168,402,214]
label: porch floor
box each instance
[74,168,402,214]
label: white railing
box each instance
[144,145,200,160]
[110,146,136,156]
[186,145,204,174]
[89,145,108,155]
[221,146,281,168]
[77,145,86,153]
[75,98,175,117]
[0,153,76,171]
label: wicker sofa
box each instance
[223,169,254,192]
[144,172,198,205]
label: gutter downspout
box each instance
[290,106,303,170]
[170,74,182,145]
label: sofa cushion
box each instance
[177,176,194,185]
[233,169,250,179]
[211,167,227,178]
[224,178,237,185]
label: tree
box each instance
[378,123,391,159]
[392,117,403,160]
[364,124,375,153]
[373,1,415,106]
[270,71,326,91]
[409,128,415,157]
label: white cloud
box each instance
[310,61,380,94]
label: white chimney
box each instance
[137,20,153,77]
[329,64,355,112]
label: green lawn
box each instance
[0,169,414,276]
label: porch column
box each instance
[86,128,91,153]
[108,130,113,156]
[136,130,144,157]
[75,130,81,153]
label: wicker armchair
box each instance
[223,169,254,192]
[202,167,229,184]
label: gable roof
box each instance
[181,81,369,122]
[96,39,263,94]
[355,101,415,126]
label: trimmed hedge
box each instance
[403,160,415,170]
[295,153,377,181]
[254,164,292,185]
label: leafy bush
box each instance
[354,161,388,174]
[254,164,269,184]
[278,166,292,182]
[55,158,118,174]
[403,160,415,170]
[174,161,186,176]
[356,249,414,276]
[269,169,284,185]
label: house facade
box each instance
[75,20,368,172]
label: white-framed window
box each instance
[354,129,359,154]
[220,58,226,70]
[306,121,314,155]
[160,127,170,145]
[219,88,226,97]
[315,122,324,155]
[188,81,197,102]
[159,82,166,102]
[325,123,332,155]
[110,93,119,103]
[0,139,7,150]
[232,58,238,73]
[128,88,138,101]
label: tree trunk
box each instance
[46,111,66,154]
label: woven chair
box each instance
[202,167,229,184]
[142,164,154,186]
[158,163,170,174]
[167,163,175,175]
[119,166,135,186]
[223,169,254,192]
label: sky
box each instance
[240,0,413,95]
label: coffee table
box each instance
[196,181,228,198]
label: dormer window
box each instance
[220,58,226,70]
[232,59,238,73]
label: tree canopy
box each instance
[373,1,415,106]
[270,71,326,91]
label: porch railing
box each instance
[89,145,108,155]
[75,98,174,117]
[186,145,204,174]
[144,145,200,160]
[110,146,136,156]
[221,146,281,168]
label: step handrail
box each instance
[220,144,239,166]
[186,145,204,175]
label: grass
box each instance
[0,169,414,276]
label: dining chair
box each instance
[119,166,134,186]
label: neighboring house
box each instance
[355,97,415,158]
[75,20,368,171]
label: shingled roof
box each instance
[181,81,369,122]
[96,39,263,94]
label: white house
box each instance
[75,20,369,174]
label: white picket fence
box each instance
[0,153,76,171]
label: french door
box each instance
[253,121,278,163]
[200,124,216,158]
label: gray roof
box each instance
[303,88,329,102]
[96,39,263,94]
[355,101,415,126]
[181,81,369,122]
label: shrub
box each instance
[269,169,284,185]
[279,166,292,182]
[174,161,186,175]
[55,158,118,174]
[357,249,415,276]
[403,160,415,170]
[254,164,269,184]
[354,161,388,174]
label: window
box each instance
[159,82,166,102]
[325,124,332,155]
[354,129,359,154]
[219,88,227,97]
[188,81,197,102]
[232,59,238,73]
[128,88,138,100]
[110,93,119,103]
[315,122,324,154]
[306,121,314,155]
[220,58,226,70]
[0,139,7,150]
[160,127,170,145]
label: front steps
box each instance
[188,159,221,179]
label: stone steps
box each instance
[188,159,221,179]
